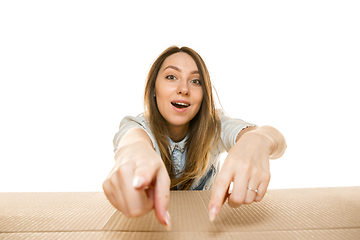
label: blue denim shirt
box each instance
[113,109,256,190]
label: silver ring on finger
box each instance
[247,187,259,193]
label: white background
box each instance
[1,1,359,192]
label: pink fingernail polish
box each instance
[133,176,144,189]
[209,206,218,222]
[165,211,171,231]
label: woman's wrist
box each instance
[251,126,287,159]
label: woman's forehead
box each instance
[161,52,198,72]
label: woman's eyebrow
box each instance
[164,65,180,72]
[163,65,199,74]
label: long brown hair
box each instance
[144,46,221,190]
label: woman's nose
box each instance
[177,80,189,95]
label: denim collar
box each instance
[169,135,188,154]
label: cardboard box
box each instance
[0,187,359,239]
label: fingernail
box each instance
[209,206,218,222]
[132,176,144,189]
[165,210,171,231]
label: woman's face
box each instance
[155,52,203,139]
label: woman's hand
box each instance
[102,128,171,230]
[208,129,273,221]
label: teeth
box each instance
[174,102,190,107]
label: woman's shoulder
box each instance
[114,113,159,153]
[120,113,148,127]
[117,113,152,139]
[216,108,256,126]
[216,108,236,124]
[215,108,257,152]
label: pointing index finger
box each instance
[153,165,171,230]
[209,167,234,222]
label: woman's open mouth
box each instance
[171,102,190,109]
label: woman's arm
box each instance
[208,126,286,222]
[249,126,287,159]
[103,128,171,230]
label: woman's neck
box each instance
[168,124,189,143]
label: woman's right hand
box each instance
[102,128,171,230]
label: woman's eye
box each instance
[191,79,201,85]
[166,75,176,80]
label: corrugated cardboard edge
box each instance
[1,187,360,239]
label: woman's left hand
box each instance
[208,129,273,221]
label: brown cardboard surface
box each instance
[1,187,360,239]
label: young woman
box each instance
[103,46,286,231]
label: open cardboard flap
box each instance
[1,187,360,239]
